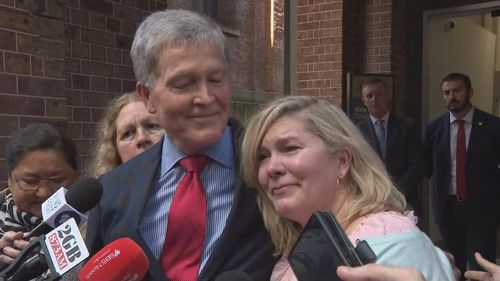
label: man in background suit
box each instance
[357,78,425,218]
[424,72,500,278]
[86,10,275,281]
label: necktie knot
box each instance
[456,119,465,126]
[179,155,208,173]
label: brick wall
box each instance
[0,0,284,183]
[296,0,407,114]
[296,0,343,104]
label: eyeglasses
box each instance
[10,172,68,192]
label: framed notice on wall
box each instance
[346,73,394,124]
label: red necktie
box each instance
[161,155,208,281]
[456,119,467,201]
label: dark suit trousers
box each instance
[439,196,497,280]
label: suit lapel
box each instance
[385,115,398,160]
[360,119,383,158]
[441,114,451,165]
[199,120,258,280]
[467,108,483,163]
[125,140,163,234]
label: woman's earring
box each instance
[336,177,340,185]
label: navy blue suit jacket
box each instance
[424,108,500,224]
[358,114,425,197]
[86,119,275,281]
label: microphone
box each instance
[78,237,149,281]
[215,270,253,281]
[1,218,89,281]
[24,177,103,239]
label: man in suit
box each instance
[357,78,425,218]
[424,72,500,278]
[86,10,275,281]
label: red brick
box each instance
[5,52,31,75]
[107,78,122,93]
[91,76,107,91]
[65,24,81,41]
[81,91,114,107]
[66,89,82,106]
[71,8,89,26]
[0,74,17,94]
[72,107,91,122]
[107,48,122,64]
[66,122,83,139]
[18,34,66,59]
[46,98,67,117]
[107,17,121,32]
[81,0,113,16]
[0,29,16,51]
[0,95,44,115]
[82,28,114,47]
[122,20,138,35]
[91,46,106,61]
[91,107,105,123]
[39,17,65,40]
[0,5,37,33]
[65,58,81,73]
[122,51,132,65]
[115,65,134,79]
[82,61,115,77]
[45,59,66,78]
[72,42,90,59]
[122,80,136,92]
[0,116,19,135]
[72,74,91,90]
[115,34,133,49]
[90,13,106,30]
[31,56,44,76]
[114,5,143,22]
[18,77,66,97]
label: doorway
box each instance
[422,0,500,261]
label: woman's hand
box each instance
[0,231,27,265]
[444,251,462,281]
[337,264,426,281]
[464,252,500,281]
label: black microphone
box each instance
[1,218,90,281]
[215,270,253,281]
[24,177,103,240]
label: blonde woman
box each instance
[86,92,164,177]
[241,96,454,281]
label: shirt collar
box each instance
[369,111,390,125]
[449,107,474,124]
[160,126,234,177]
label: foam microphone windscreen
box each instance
[65,177,103,212]
[215,270,253,281]
[78,237,149,281]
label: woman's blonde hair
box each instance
[85,92,142,178]
[241,96,406,255]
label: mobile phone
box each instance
[288,211,376,281]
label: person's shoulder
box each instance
[474,107,500,123]
[356,117,373,132]
[426,113,448,130]
[100,140,162,184]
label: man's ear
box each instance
[468,88,474,99]
[136,82,156,114]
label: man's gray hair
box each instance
[131,9,227,88]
